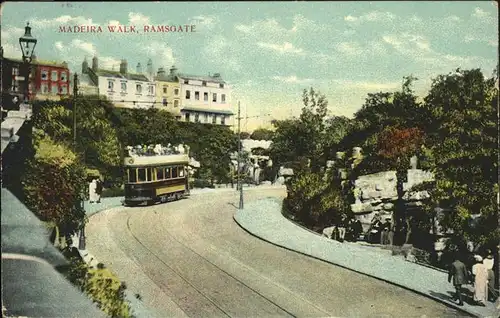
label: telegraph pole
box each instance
[237,101,244,209]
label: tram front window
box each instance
[137,168,146,182]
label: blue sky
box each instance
[1,1,498,130]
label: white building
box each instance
[81,56,155,108]
[176,70,234,126]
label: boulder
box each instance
[351,202,374,214]
[383,202,394,210]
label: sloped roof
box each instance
[93,68,150,82]
[155,74,178,82]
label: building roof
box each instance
[177,73,226,84]
[181,106,234,115]
[78,73,97,87]
[2,56,68,68]
[155,74,178,82]
[93,68,150,82]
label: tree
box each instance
[377,126,425,244]
[22,131,87,239]
[33,96,122,182]
[239,131,251,140]
[250,128,274,141]
[419,68,498,250]
[270,88,329,173]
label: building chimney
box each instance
[120,59,128,75]
[157,67,166,76]
[92,56,98,71]
[136,62,142,74]
[82,57,89,74]
[212,73,221,78]
[170,65,178,76]
[147,58,153,78]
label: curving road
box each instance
[86,188,465,317]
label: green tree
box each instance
[250,128,274,140]
[22,131,87,239]
[420,68,498,250]
[270,88,329,173]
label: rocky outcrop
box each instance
[350,169,434,230]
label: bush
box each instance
[63,253,132,318]
[101,187,125,198]
[190,179,214,189]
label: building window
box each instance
[60,85,68,94]
[60,72,67,82]
[12,67,19,75]
[41,83,49,93]
[121,82,127,92]
[195,91,200,100]
[108,80,114,91]
[202,81,207,86]
[213,93,217,102]
[41,70,48,80]
[195,113,200,123]
[148,85,154,95]
[221,94,226,103]
[163,86,167,94]
[184,80,189,84]
[186,90,190,99]
[204,92,208,101]
[174,100,179,107]
[204,113,208,122]
[174,88,179,95]
[11,80,18,92]
[51,84,59,94]
[219,83,224,88]
[212,115,217,124]
[51,71,58,81]
[185,113,190,122]
[136,84,142,94]
[221,116,226,125]
[163,98,167,106]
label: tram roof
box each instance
[124,154,189,167]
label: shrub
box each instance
[101,187,125,198]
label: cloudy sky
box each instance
[1,1,498,130]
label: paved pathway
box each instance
[234,198,500,318]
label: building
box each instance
[1,54,70,109]
[81,56,155,108]
[154,66,181,119]
[177,70,233,126]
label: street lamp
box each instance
[19,22,37,103]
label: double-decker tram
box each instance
[123,144,190,206]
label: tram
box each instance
[123,145,190,206]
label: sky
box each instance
[1,1,498,131]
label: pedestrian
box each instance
[483,250,496,302]
[387,222,394,246]
[95,178,103,203]
[337,216,346,243]
[352,219,363,242]
[448,253,468,306]
[88,178,97,204]
[380,218,391,245]
[472,255,488,306]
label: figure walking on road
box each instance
[483,250,496,302]
[472,255,488,306]
[448,254,468,306]
[88,179,97,204]
[95,178,103,203]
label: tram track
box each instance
[125,213,302,317]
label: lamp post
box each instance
[73,73,86,250]
[18,22,37,105]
